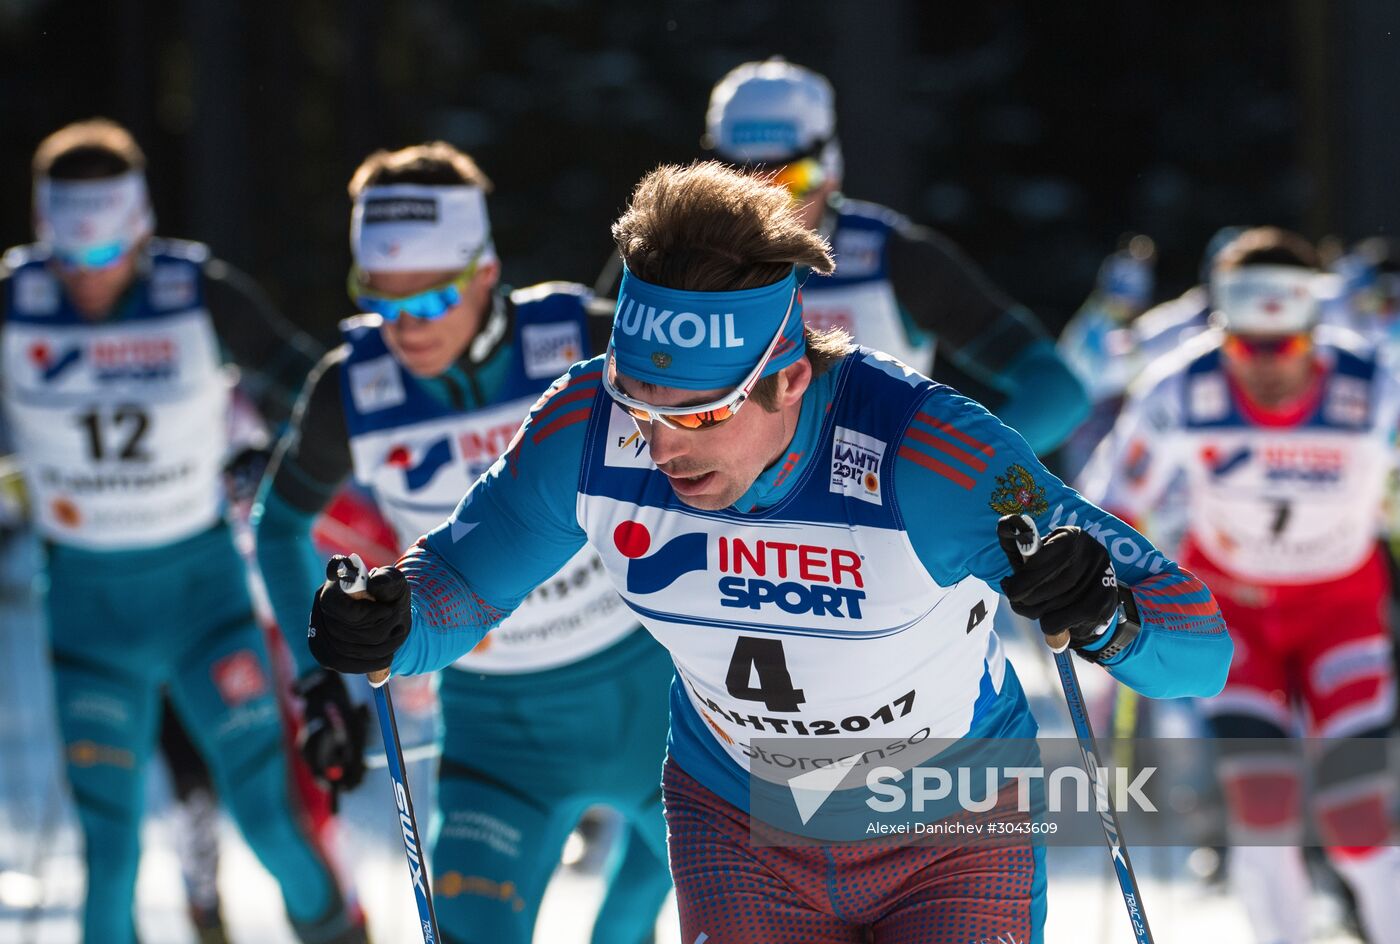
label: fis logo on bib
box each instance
[604,407,654,469]
[613,521,866,618]
[830,426,884,505]
[348,355,407,413]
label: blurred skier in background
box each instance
[1082,227,1400,944]
[0,119,363,944]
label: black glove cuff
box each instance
[1076,585,1142,665]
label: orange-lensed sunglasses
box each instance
[1222,333,1312,360]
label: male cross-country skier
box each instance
[252,141,674,944]
[1325,236,1400,362]
[701,57,1089,455]
[305,162,1231,943]
[0,119,363,944]
[1081,227,1400,944]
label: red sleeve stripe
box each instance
[532,407,592,445]
[535,383,598,422]
[524,373,602,442]
[898,445,976,489]
[1136,582,1206,600]
[1134,574,1208,598]
[398,544,505,631]
[536,370,601,409]
[913,413,996,457]
[904,424,989,473]
[1132,574,1223,618]
[1129,573,1225,634]
[1135,595,1221,617]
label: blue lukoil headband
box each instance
[610,266,805,390]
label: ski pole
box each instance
[997,514,1155,944]
[335,554,441,944]
[366,741,441,769]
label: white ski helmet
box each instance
[705,58,843,181]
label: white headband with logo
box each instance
[351,184,494,273]
[1211,264,1320,333]
[35,171,154,266]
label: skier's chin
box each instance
[668,471,742,511]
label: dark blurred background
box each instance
[0,0,1396,344]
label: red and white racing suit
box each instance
[1081,326,1400,944]
[1082,327,1397,740]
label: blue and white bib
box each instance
[804,200,931,370]
[340,281,631,673]
[577,349,1017,787]
[1171,336,1394,582]
[1,240,230,549]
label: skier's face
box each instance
[792,182,836,230]
[612,358,812,511]
[368,263,500,378]
[734,158,837,232]
[55,246,141,320]
[1222,331,1316,406]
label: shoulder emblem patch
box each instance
[988,463,1048,516]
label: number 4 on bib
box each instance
[725,637,806,712]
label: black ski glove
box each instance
[293,669,370,807]
[999,524,1120,649]
[222,445,272,505]
[308,556,412,675]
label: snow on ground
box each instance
[0,533,1362,943]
